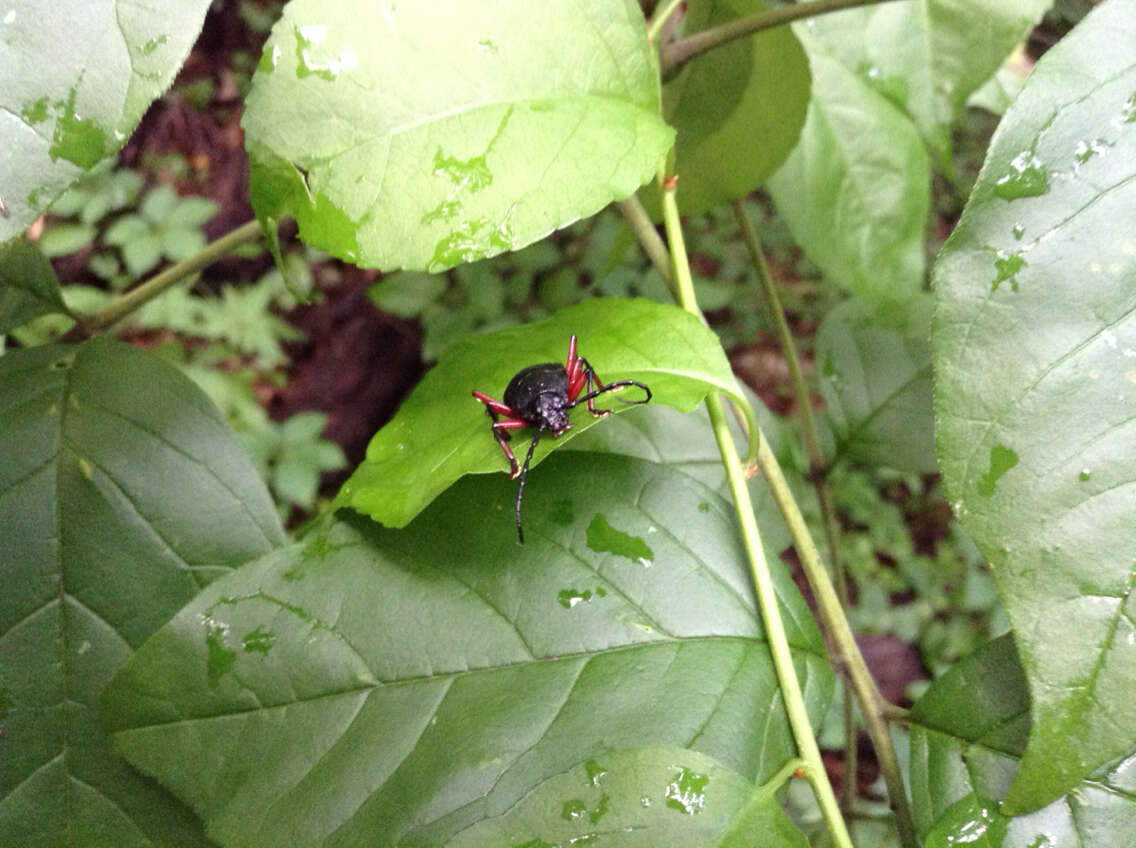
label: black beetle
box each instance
[472,335,651,543]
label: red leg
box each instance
[565,335,587,400]
[473,391,514,417]
[564,338,616,417]
[491,419,532,478]
[473,390,529,477]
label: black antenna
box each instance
[514,425,546,543]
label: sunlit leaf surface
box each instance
[242,0,673,271]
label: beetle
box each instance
[472,335,651,543]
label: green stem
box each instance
[758,757,809,795]
[73,219,264,338]
[661,0,904,77]
[731,200,858,809]
[757,436,919,848]
[615,196,674,292]
[646,0,685,43]
[659,172,853,848]
[882,702,910,722]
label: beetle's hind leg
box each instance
[575,357,619,418]
[567,374,653,416]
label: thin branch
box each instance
[659,172,854,848]
[662,0,905,77]
[646,0,685,44]
[68,219,264,339]
[616,196,674,294]
[756,435,920,848]
[732,200,858,810]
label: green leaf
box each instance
[367,271,448,317]
[83,168,146,225]
[448,745,808,847]
[0,0,212,240]
[909,635,1136,846]
[121,234,164,278]
[160,226,207,262]
[281,410,331,443]
[339,298,750,529]
[816,294,936,473]
[932,0,1136,813]
[654,0,810,216]
[35,223,97,258]
[0,338,285,845]
[104,454,830,846]
[87,252,122,281]
[805,0,1050,164]
[966,46,1032,117]
[140,184,180,224]
[103,214,151,246]
[241,0,673,271]
[271,453,322,510]
[166,196,219,229]
[312,440,348,471]
[766,41,931,300]
[0,240,69,332]
[204,283,301,369]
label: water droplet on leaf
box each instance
[585,759,608,786]
[557,588,593,609]
[664,767,709,814]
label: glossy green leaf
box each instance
[0,0,212,240]
[339,298,752,529]
[805,0,1050,164]
[933,0,1136,813]
[448,745,808,847]
[0,338,285,845]
[0,239,68,332]
[105,454,831,846]
[909,635,1136,846]
[242,0,673,272]
[766,40,931,300]
[656,0,810,216]
[816,294,936,473]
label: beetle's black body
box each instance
[472,337,651,543]
[503,363,572,434]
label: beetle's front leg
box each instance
[473,391,527,476]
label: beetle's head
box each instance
[536,391,571,435]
